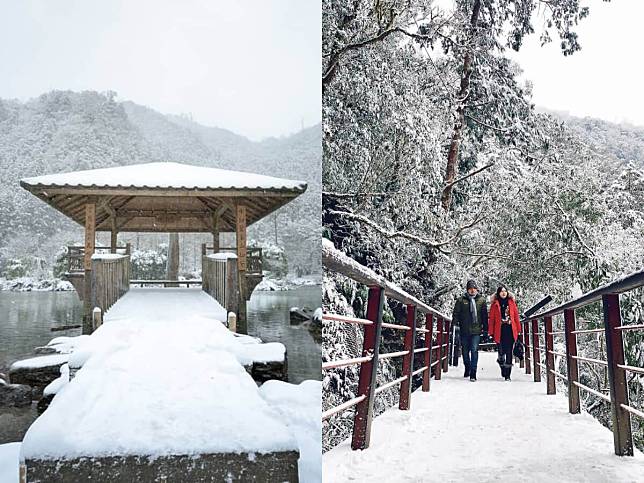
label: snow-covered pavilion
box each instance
[20,162,307,331]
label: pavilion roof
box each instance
[20,162,307,233]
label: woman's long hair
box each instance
[496,285,509,299]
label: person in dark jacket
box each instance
[488,285,522,381]
[452,279,488,381]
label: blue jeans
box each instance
[461,334,481,375]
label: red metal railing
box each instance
[522,270,644,456]
[322,241,451,450]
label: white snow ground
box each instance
[20,288,296,460]
[323,352,644,482]
[0,443,20,483]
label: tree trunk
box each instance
[167,233,179,287]
[441,0,482,211]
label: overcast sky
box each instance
[0,0,321,141]
[508,1,644,127]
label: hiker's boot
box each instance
[464,364,470,378]
[469,370,477,382]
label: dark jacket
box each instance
[452,293,488,336]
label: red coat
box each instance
[488,294,521,343]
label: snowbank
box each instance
[0,443,20,483]
[37,335,90,355]
[43,364,69,396]
[21,288,298,460]
[0,278,73,292]
[256,275,321,292]
[10,354,70,370]
[260,380,322,483]
[91,253,127,260]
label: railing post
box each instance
[351,286,385,450]
[442,319,450,373]
[524,320,531,374]
[531,319,541,382]
[434,317,443,380]
[563,309,580,414]
[544,316,556,395]
[399,304,416,410]
[422,313,433,392]
[602,293,633,456]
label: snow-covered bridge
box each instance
[322,240,644,481]
[19,287,308,481]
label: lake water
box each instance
[0,285,321,443]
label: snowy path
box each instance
[323,352,644,482]
[21,288,297,460]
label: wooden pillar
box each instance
[544,316,556,394]
[422,313,434,392]
[236,204,248,333]
[532,319,541,382]
[212,212,220,253]
[399,304,416,410]
[564,309,580,414]
[351,286,384,450]
[110,216,118,253]
[83,201,96,334]
[602,293,633,456]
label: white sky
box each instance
[507,1,644,127]
[0,0,321,141]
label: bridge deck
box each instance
[324,352,644,482]
[20,288,296,462]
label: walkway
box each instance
[323,352,644,482]
[20,288,296,469]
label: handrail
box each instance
[322,239,451,321]
[531,270,644,319]
[523,271,644,457]
[322,239,450,451]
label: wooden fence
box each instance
[322,240,452,450]
[523,270,644,456]
[90,254,131,315]
[202,254,239,317]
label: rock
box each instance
[9,357,68,397]
[290,306,313,324]
[34,346,59,355]
[251,360,288,383]
[36,393,55,413]
[0,382,33,407]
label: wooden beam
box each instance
[212,212,220,253]
[236,204,247,333]
[83,201,96,334]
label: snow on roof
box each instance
[21,162,307,192]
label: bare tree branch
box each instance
[442,162,494,190]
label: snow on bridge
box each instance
[20,287,308,481]
[323,352,644,482]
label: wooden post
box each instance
[110,216,117,253]
[443,319,450,373]
[422,313,434,392]
[531,319,541,382]
[236,205,247,333]
[564,309,580,414]
[602,293,633,456]
[351,286,384,450]
[399,304,416,410]
[92,307,103,331]
[201,243,207,256]
[524,320,531,375]
[83,201,96,334]
[212,212,220,253]
[434,317,443,380]
[544,316,556,395]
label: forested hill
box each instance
[0,90,321,276]
[544,108,644,168]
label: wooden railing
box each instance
[202,254,238,316]
[322,240,452,450]
[523,270,644,456]
[67,244,131,274]
[202,245,263,276]
[90,254,131,315]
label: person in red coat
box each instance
[488,285,521,381]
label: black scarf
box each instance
[499,296,509,320]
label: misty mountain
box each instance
[541,108,644,168]
[0,90,320,276]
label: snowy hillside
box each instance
[0,90,321,278]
